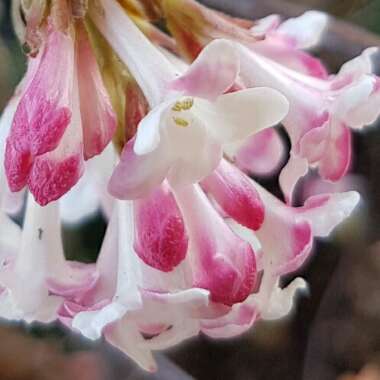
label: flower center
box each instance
[171,97,194,127]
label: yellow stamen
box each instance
[172,102,183,112]
[173,117,189,127]
[171,97,194,112]
[181,98,194,110]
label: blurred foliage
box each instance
[349,0,380,34]
[292,0,380,34]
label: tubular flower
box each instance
[0,0,373,373]
[5,9,117,206]
[0,194,97,323]
[156,0,380,200]
[236,44,380,202]
[92,0,288,198]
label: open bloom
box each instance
[91,0,288,198]
[155,0,380,199]
[236,44,380,202]
[48,164,359,370]
[159,0,328,78]
[198,159,360,336]
[0,0,371,374]
[248,11,329,78]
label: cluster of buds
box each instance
[0,0,377,371]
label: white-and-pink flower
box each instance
[5,20,116,206]
[0,0,372,373]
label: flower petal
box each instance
[277,11,328,49]
[250,15,281,36]
[91,0,177,107]
[234,128,285,176]
[318,122,352,181]
[170,39,240,101]
[105,320,157,372]
[76,21,116,160]
[258,278,307,320]
[108,139,170,200]
[254,182,313,276]
[297,191,360,237]
[173,184,257,306]
[201,160,264,231]
[27,74,85,206]
[195,87,289,143]
[279,153,309,205]
[134,183,188,272]
[5,26,74,191]
[134,100,172,155]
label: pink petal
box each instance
[28,151,84,206]
[297,191,360,237]
[170,39,240,101]
[201,160,264,231]
[254,182,313,276]
[27,74,85,206]
[5,26,74,191]
[235,128,285,176]
[108,138,170,200]
[174,184,257,306]
[254,40,328,79]
[299,121,330,164]
[318,122,352,182]
[201,303,258,338]
[134,183,188,272]
[76,22,117,160]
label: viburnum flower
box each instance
[91,0,289,198]
[0,193,97,322]
[46,163,358,370]
[156,0,380,201]
[0,0,373,374]
[237,44,380,202]
[160,0,328,78]
[5,3,117,206]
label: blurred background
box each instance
[1,0,380,379]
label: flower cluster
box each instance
[0,0,376,371]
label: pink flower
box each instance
[0,194,97,323]
[5,22,116,206]
[198,159,360,337]
[236,43,380,202]
[42,161,360,369]
[134,183,188,272]
[92,0,288,198]
[250,11,329,78]
[0,0,369,373]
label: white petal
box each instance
[278,11,329,49]
[91,0,177,107]
[260,278,307,320]
[106,320,157,372]
[279,154,309,204]
[0,212,21,258]
[299,191,360,238]
[195,87,289,143]
[141,321,199,351]
[250,15,281,36]
[59,173,100,224]
[332,75,374,119]
[134,100,172,155]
